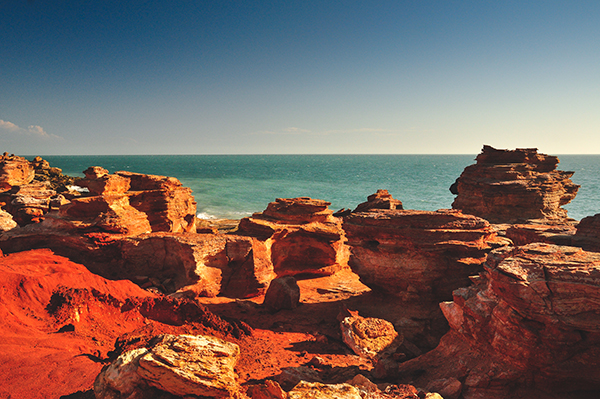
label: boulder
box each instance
[0,208,17,231]
[450,145,579,223]
[287,381,362,399]
[352,189,403,213]
[574,213,600,252]
[399,243,600,398]
[95,334,241,399]
[237,197,349,277]
[343,209,503,303]
[75,171,131,195]
[263,276,301,312]
[339,310,403,359]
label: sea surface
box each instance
[38,154,600,221]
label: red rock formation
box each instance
[504,223,576,247]
[450,145,579,223]
[353,189,403,213]
[399,243,600,398]
[237,197,350,277]
[0,223,273,298]
[573,213,600,252]
[76,166,131,195]
[0,153,34,189]
[343,209,504,303]
[117,171,197,233]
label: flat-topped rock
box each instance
[352,189,403,213]
[343,209,503,303]
[450,145,579,224]
[261,197,335,224]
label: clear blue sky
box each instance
[1,1,599,155]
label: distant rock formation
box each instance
[0,154,76,226]
[399,243,600,398]
[352,189,403,213]
[450,145,579,224]
[343,209,505,303]
[237,197,350,277]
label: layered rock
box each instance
[352,189,403,213]
[399,243,600,398]
[117,171,197,233]
[237,197,349,277]
[450,145,579,223]
[343,209,503,303]
[30,156,76,191]
[573,213,600,252]
[0,153,34,189]
[0,225,273,298]
[95,334,241,399]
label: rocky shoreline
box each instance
[0,146,599,398]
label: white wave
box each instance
[68,185,89,193]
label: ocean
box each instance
[39,154,600,222]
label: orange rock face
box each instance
[237,197,350,277]
[117,171,197,233]
[343,209,501,303]
[450,145,579,223]
[400,243,600,398]
[0,153,34,189]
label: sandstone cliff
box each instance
[399,243,600,398]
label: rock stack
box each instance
[450,145,579,224]
[237,197,350,277]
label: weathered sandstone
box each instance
[339,310,402,360]
[573,213,600,252]
[0,153,34,189]
[0,224,273,298]
[116,171,197,233]
[399,243,600,398]
[95,334,242,399]
[450,145,579,223]
[237,197,349,277]
[343,209,503,303]
[263,275,301,312]
[352,189,403,213]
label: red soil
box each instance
[0,249,438,398]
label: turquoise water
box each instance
[38,154,600,221]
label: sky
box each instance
[1,1,599,155]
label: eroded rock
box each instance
[263,276,300,312]
[343,209,502,303]
[399,243,600,398]
[450,145,579,223]
[352,189,403,213]
[237,197,349,277]
[340,310,403,360]
[95,334,241,399]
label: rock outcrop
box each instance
[450,145,579,223]
[0,226,273,298]
[399,243,600,398]
[117,171,197,233]
[573,213,600,252]
[263,276,301,312]
[343,209,503,303]
[237,197,349,277]
[0,153,34,189]
[352,189,403,213]
[95,334,241,399]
